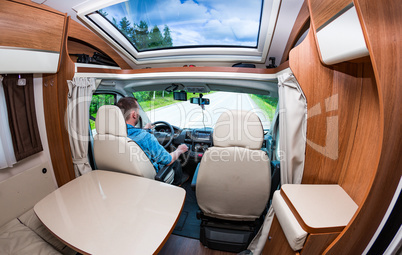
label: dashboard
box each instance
[155,125,213,162]
[154,124,272,164]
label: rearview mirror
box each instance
[190,97,210,105]
[173,91,187,101]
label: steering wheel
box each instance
[151,121,175,148]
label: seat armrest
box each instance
[155,164,174,183]
[191,163,201,190]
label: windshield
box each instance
[133,91,277,130]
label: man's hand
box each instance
[176,144,188,154]
[144,123,154,129]
[168,144,188,165]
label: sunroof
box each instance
[98,0,263,52]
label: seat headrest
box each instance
[213,110,264,149]
[95,105,127,137]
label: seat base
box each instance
[198,213,262,253]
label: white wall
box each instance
[0,74,58,188]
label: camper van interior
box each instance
[0,0,401,254]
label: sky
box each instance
[101,0,263,48]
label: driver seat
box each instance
[93,105,175,183]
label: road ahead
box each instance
[145,92,271,129]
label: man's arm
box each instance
[144,122,154,129]
[168,144,188,165]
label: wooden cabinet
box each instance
[262,216,295,255]
[0,1,65,52]
[0,0,67,73]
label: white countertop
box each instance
[34,170,186,255]
[281,184,358,233]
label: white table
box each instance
[34,170,186,255]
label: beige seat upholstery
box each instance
[196,110,271,221]
[272,190,307,251]
[94,105,174,183]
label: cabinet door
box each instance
[262,216,296,255]
[0,1,65,52]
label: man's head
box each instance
[117,97,140,126]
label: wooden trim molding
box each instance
[309,0,352,30]
[76,62,290,75]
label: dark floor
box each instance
[172,179,201,239]
[158,235,236,255]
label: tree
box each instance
[148,25,164,49]
[163,25,173,47]
[113,17,173,51]
[98,9,108,17]
[119,17,133,40]
[134,20,150,50]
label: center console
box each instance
[184,128,213,161]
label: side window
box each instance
[89,94,116,135]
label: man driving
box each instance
[117,97,189,185]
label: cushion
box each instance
[272,190,307,251]
[0,218,61,255]
[18,209,76,255]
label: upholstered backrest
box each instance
[213,110,264,149]
[196,147,271,220]
[196,110,271,221]
[95,105,127,137]
[94,105,156,179]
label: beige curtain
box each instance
[67,77,96,176]
[0,75,17,169]
[248,72,307,254]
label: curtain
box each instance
[2,74,43,162]
[0,75,17,169]
[66,77,96,176]
[248,72,307,254]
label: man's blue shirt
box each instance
[126,124,172,172]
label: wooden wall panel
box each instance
[289,10,385,253]
[289,28,366,187]
[43,74,75,186]
[262,216,295,255]
[43,17,75,187]
[338,62,379,204]
[68,20,131,69]
[0,0,65,52]
[301,232,339,254]
[325,0,402,253]
[309,0,352,30]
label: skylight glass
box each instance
[99,0,263,52]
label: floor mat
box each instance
[172,181,200,239]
